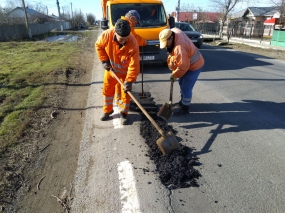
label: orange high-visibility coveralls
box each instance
[114,16,147,108]
[95,28,140,114]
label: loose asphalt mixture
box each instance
[130,92,201,190]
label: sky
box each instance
[0,0,275,20]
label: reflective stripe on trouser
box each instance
[102,71,130,114]
[115,83,121,105]
[178,65,203,106]
[115,83,130,114]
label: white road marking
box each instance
[113,105,124,129]
[118,160,141,213]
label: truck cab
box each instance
[100,0,175,64]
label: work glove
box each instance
[102,60,111,71]
[124,81,132,92]
[170,75,177,82]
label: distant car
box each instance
[79,24,87,29]
[175,22,203,48]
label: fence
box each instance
[192,23,276,39]
[193,23,220,35]
[0,21,71,42]
[226,23,266,39]
[271,30,285,47]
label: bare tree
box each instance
[180,3,196,12]
[61,5,71,20]
[5,0,22,10]
[211,0,244,37]
[27,2,46,14]
[73,9,85,28]
[86,13,96,26]
[0,6,6,24]
[180,3,208,23]
[271,0,285,27]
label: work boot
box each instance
[173,104,189,116]
[100,110,114,121]
[174,95,183,108]
[120,113,128,125]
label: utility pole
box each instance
[21,0,32,38]
[176,0,180,22]
[56,0,61,19]
[56,0,63,31]
[70,2,73,19]
[70,2,73,27]
[62,6,64,17]
[46,6,48,15]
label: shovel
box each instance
[110,70,180,155]
[157,79,174,120]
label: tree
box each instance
[86,13,96,26]
[271,0,285,27]
[0,6,6,24]
[61,5,71,21]
[180,3,209,23]
[27,2,46,14]
[60,5,71,20]
[211,0,244,37]
[72,9,85,28]
[210,0,267,37]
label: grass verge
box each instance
[0,32,90,151]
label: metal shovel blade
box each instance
[158,102,173,120]
[156,130,180,155]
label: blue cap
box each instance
[129,10,142,26]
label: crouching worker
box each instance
[95,19,140,124]
[159,28,205,115]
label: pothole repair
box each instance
[130,92,201,190]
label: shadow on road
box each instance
[167,100,285,155]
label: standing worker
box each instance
[95,19,140,124]
[114,10,147,105]
[121,10,147,46]
[159,28,205,115]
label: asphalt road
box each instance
[71,35,285,213]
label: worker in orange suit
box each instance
[121,10,147,46]
[95,19,140,125]
[114,10,147,108]
[159,28,205,115]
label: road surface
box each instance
[71,32,285,213]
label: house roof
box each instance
[7,7,52,20]
[230,7,278,19]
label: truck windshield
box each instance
[111,4,167,27]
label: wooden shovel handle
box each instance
[169,78,174,104]
[110,70,167,138]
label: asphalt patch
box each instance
[130,92,201,190]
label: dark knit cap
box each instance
[115,19,131,37]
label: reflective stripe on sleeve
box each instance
[190,50,201,64]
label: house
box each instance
[229,7,283,36]
[7,7,56,23]
[171,11,220,23]
[169,11,220,33]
